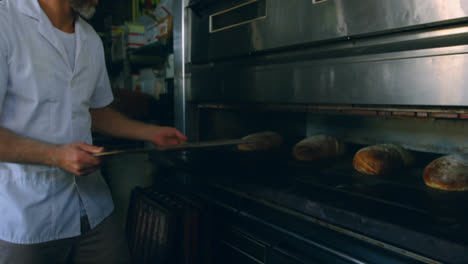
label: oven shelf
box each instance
[150,149,468,264]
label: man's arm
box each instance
[0,127,103,176]
[90,107,187,146]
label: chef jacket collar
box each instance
[16,0,89,72]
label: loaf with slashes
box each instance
[237,131,283,151]
[292,135,346,161]
[353,143,414,175]
[423,154,468,191]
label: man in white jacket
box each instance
[0,0,186,263]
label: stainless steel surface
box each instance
[171,3,468,261]
[173,0,190,134]
[305,114,468,155]
[211,183,442,264]
[183,0,468,152]
[196,103,468,114]
[189,24,468,106]
[191,0,468,61]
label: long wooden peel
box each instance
[93,138,257,157]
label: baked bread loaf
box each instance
[353,144,414,175]
[292,135,346,161]
[423,154,468,191]
[237,131,283,151]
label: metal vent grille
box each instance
[126,187,213,264]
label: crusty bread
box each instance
[237,131,283,151]
[423,154,468,191]
[292,135,346,161]
[353,143,414,175]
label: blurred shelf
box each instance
[129,39,171,56]
[115,39,172,67]
[128,54,165,66]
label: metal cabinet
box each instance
[210,213,358,264]
[198,182,436,264]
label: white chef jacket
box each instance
[0,0,115,243]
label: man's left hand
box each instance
[151,126,187,146]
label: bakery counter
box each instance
[150,149,468,264]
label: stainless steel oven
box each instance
[161,1,468,263]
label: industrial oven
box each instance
[129,1,468,263]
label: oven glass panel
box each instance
[210,0,266,33]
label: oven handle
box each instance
[187,0,217,16]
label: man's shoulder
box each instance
[0,0,13,28]
[0,0,21,10]
[78,18,104,52]
[78,18,101,42]
[0,0,13,18]
[0,0,6,10]
[0,0,11,9]
[0,0,13,52]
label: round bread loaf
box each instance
[292,135,346,161]
[353,143,414,175]
[423,154,468,191]
[237,131,283,151]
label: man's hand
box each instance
[54,142,104,176]
[151,126,187,146]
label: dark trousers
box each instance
[0,211,131,264]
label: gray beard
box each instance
[69,0,96,19]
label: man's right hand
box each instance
[54,142,104,176]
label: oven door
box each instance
[190,0,468,62]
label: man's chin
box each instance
[70,0,97,19]
[78,7,96,19]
